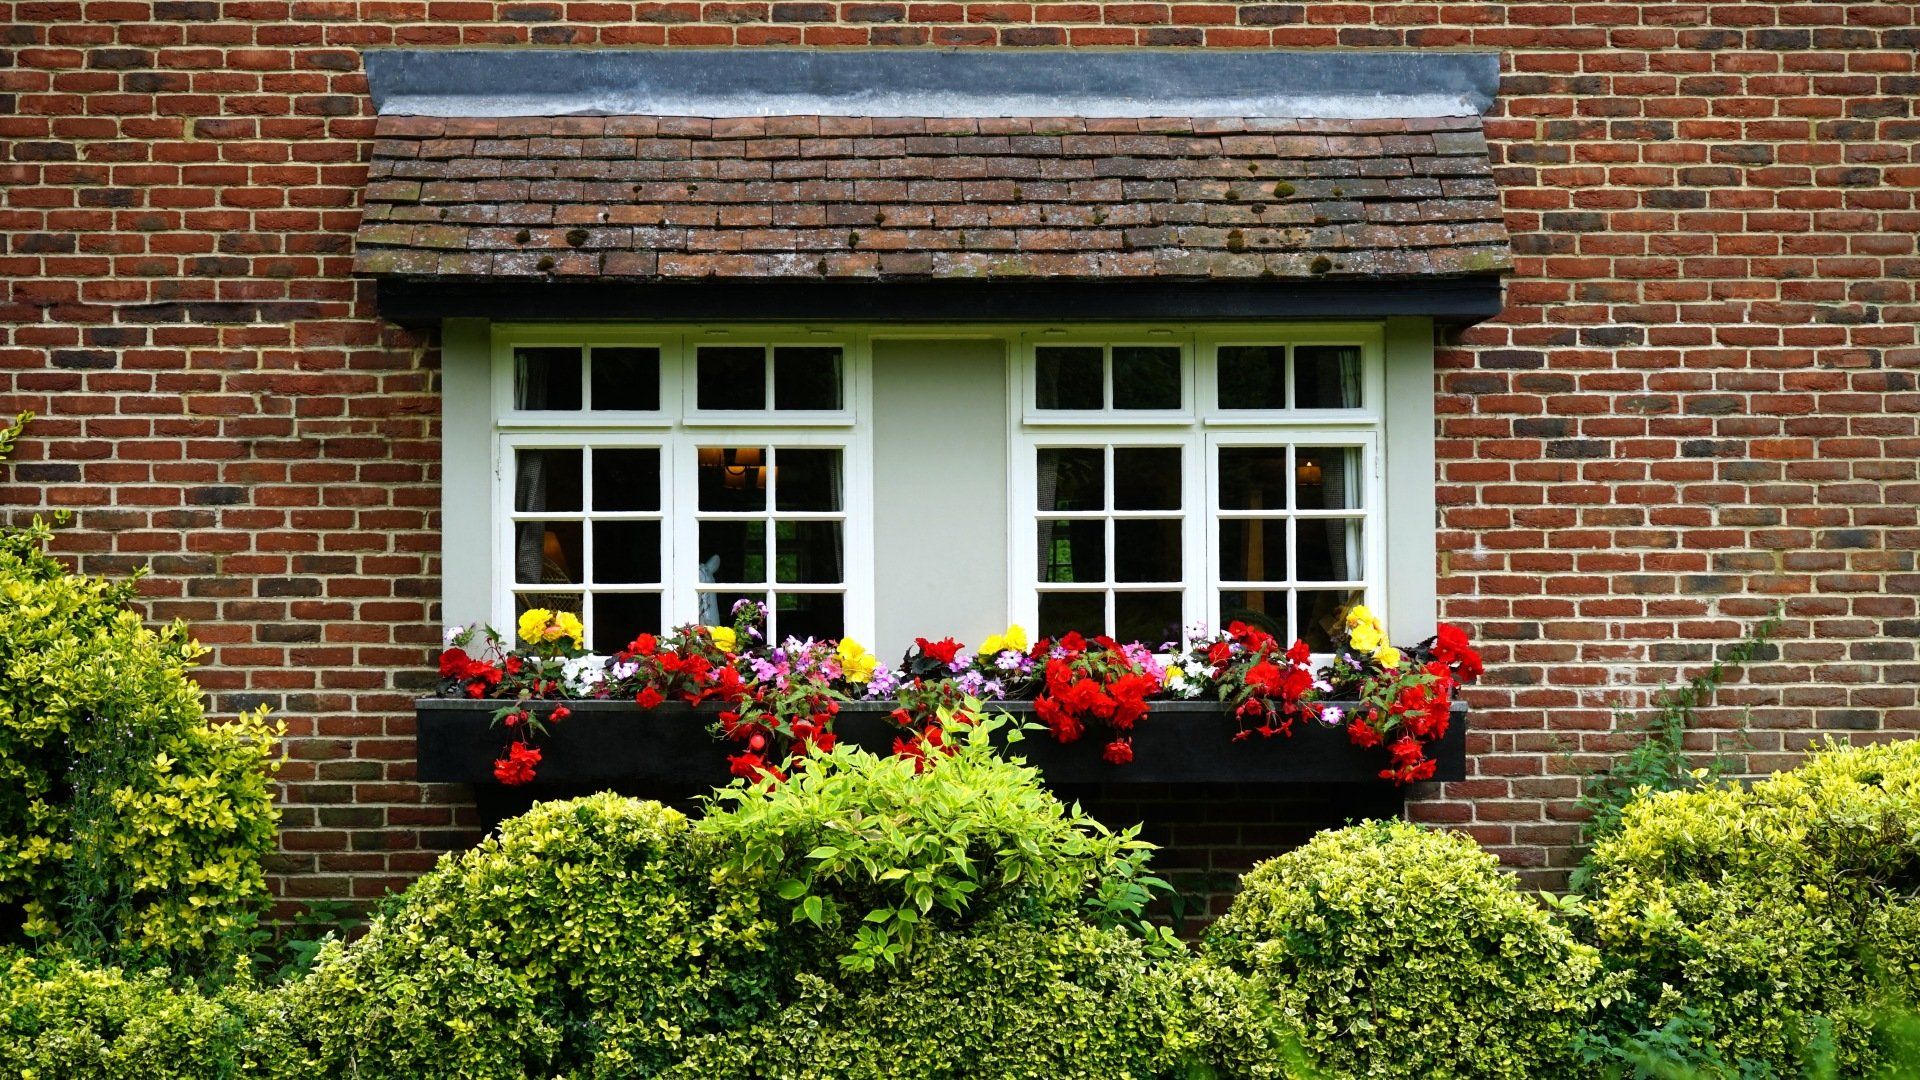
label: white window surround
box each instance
[437,319,1438,655]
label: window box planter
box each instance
[415,697,1466,795]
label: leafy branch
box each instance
[1570,610,1784,892]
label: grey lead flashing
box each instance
[363,49,1500,120]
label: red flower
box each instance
[1432,624,1484,682]
[1347,719,1384,749]
[629,632,658,656]
[1285,639,1312,665]
[915,637,964,665]
[492,741,541,786]
[438,647,471,678]
[728,752,771,780]
[1101,738,1134,766]
[549,705,570,724]
[1057,631,1087,655]
[636,686,665,710]
[1245,660,1283,696]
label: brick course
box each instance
[2,4,1916,913]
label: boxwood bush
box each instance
[281,793,781,1078]
[0,951,295,1078]
[0,518,280,972]
[1205,819,1605,1078]
[662,920,1300,1080]
[1583,737,1920,1074]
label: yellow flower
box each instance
[1375,646,1402,669]
[1344,604,1376,632]
[517,608,553,646]
[980,624,1030,656]
[517,608,583,649]
[1349,624,1381,654]
[708,625,737,653]
[836,637,877,683]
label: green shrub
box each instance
[661,919,1303,1080]
[698,719,1168,972]
[0,518,280,972]
[282,793,781,1078]
[1206,819,1604,1078]
[1584,738,1920,1074]
[0,951,296,1079]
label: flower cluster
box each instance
[434,606,1485,788]
[438,610,594,786]
[1324,608,1487,784]
[1183,622,1320,741]
[1032,633,1165,767]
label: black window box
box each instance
[415,697,1466,798]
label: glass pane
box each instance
[773,347,843,410]
[1035,346,1103,410]
[776,592,843,641]
[696,346,766,411]
[1038,592,1105,640]
[698,521,767,584]
[513,521,582,585]
[1112,346,1182,410]
[776,520,843,584]
[1115,591,1182,648]
[1218,588,1286,641]
[1113,447,1180,511]
[1294,345,1362,409]
[698,590,766,632]
[1112,519,1180,583]
[1295,446,1362,510]
[1037,519,1106,583]
[593,521,662,585]
[774,448,842,512]
[590,347,661,411]
[1216,345,1284,410]
[591,448,659,512]
[1297,518,1363,583]
[697,446,767,512]
[1219,519,1288,583]
[513,448,581,512]
[1218,446,1288,510]
[592,593,660,654]
[1037,447,1103,512]
[514,347,582,411]
[1297,589,1364,653]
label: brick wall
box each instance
[2,4,1915,913]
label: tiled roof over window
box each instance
[353,114,1511,283]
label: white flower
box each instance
[561,655,603,696]
[1320,705,1345,726]
[1184,661,1207,679]
[443,624,466,646]
[610,660,639,681]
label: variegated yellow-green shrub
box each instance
[1204,819,1606,1078]
[0,950,298,1079]
[661,919,1305,1080]
[0,519,281,971]
[1583,738,1920,1074]
[280,793,785,1079]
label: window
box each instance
[492,332,870,650]
[461,323,1412,659]
[1014,330,1384,650]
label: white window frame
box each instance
[487,325,875,649]
[1011,325,1387,649]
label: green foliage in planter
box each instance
[1582,737,1920,1075]
[0,517,280,972]
[660,919,1304,1080]
[1205,819,1605,1078]
[0,951,297,1079]
[697,719,1169,973]
[282,793,782,1079]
